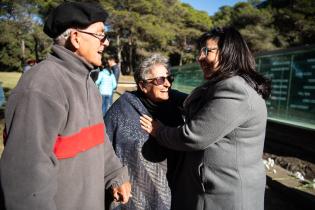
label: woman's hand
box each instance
[140,114,160,137]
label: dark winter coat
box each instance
[156,76,267,210]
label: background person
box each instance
[0,82,5,107]
[95,65,117,116]
[23,59,36,73]
[107,56,120,83]
[104,54,187,210]
[140,27,271,210]
[0,2,131,210]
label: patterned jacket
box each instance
[104,90,187,210]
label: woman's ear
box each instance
[139,81,148,94]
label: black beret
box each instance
[44,2,108,38]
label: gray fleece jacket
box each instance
[0,45,129,210]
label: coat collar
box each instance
[183,80,213,108]
[49,45,95,78]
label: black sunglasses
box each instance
[77,30,108,42]
[145,75,174,86]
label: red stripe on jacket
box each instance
[54,123,105,159]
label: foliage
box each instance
[212,0,315,52]
[0,0,52,71]
[100,0,212,70]
[0,0,314,71]
[213,2,277,52]
[0,20,23,71]
[267,0,315,47]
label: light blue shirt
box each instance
[95,69,117,96]
[0,84,5,107]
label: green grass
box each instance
[0,72,22,90]
[0,72,21,155]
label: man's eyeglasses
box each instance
[77,30,108,42]
[200,47,218,55]
[144,75,174,86]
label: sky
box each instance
[181,0,243,16]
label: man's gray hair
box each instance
[54,29,72,46]
[134,53,169,85]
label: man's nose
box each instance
[103,38,109,47]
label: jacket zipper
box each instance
[86,74,91,125]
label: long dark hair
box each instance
[198,27,271,100]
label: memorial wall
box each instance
[171,45,315,130]
[256,46,315,129]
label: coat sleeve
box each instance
[103,103,117,146]
[1,90,66,210]
[103,108,129,189]
[156,79,251,151]
[103,133,129,189]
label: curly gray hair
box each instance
[53,29,72,46]
[134,54,169,86]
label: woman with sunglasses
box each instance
[140,27,271,210]
[104,54,187,210]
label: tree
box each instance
[212,2,278,52]
[212,6,234,28]
[172,3,212,65]
[266,0,315,47]
[0,0,314,71]
[0,0,52,71]
[99,0,212,71]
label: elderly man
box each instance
[0,2,131,210]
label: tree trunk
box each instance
[34,36,39,62]
[128,36,133,73]
[179,36,186,66]
[116,34,122,68]
[179,51,183,66]
[21,39,25,63]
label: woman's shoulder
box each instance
[99,68,110,75]
[108,91,149,119]
[210,76,253,102]
[215,76,249,91]
[214,76,264,106]
[114,91,134,104]
[120,91,137,100]
[114,91,143,108]
[217,75,245,85]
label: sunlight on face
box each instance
[142,64,171,103]
[75,22,109,67]
[198,39,219,79]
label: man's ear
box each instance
[69,30,80,50]
[139,81,148,94]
